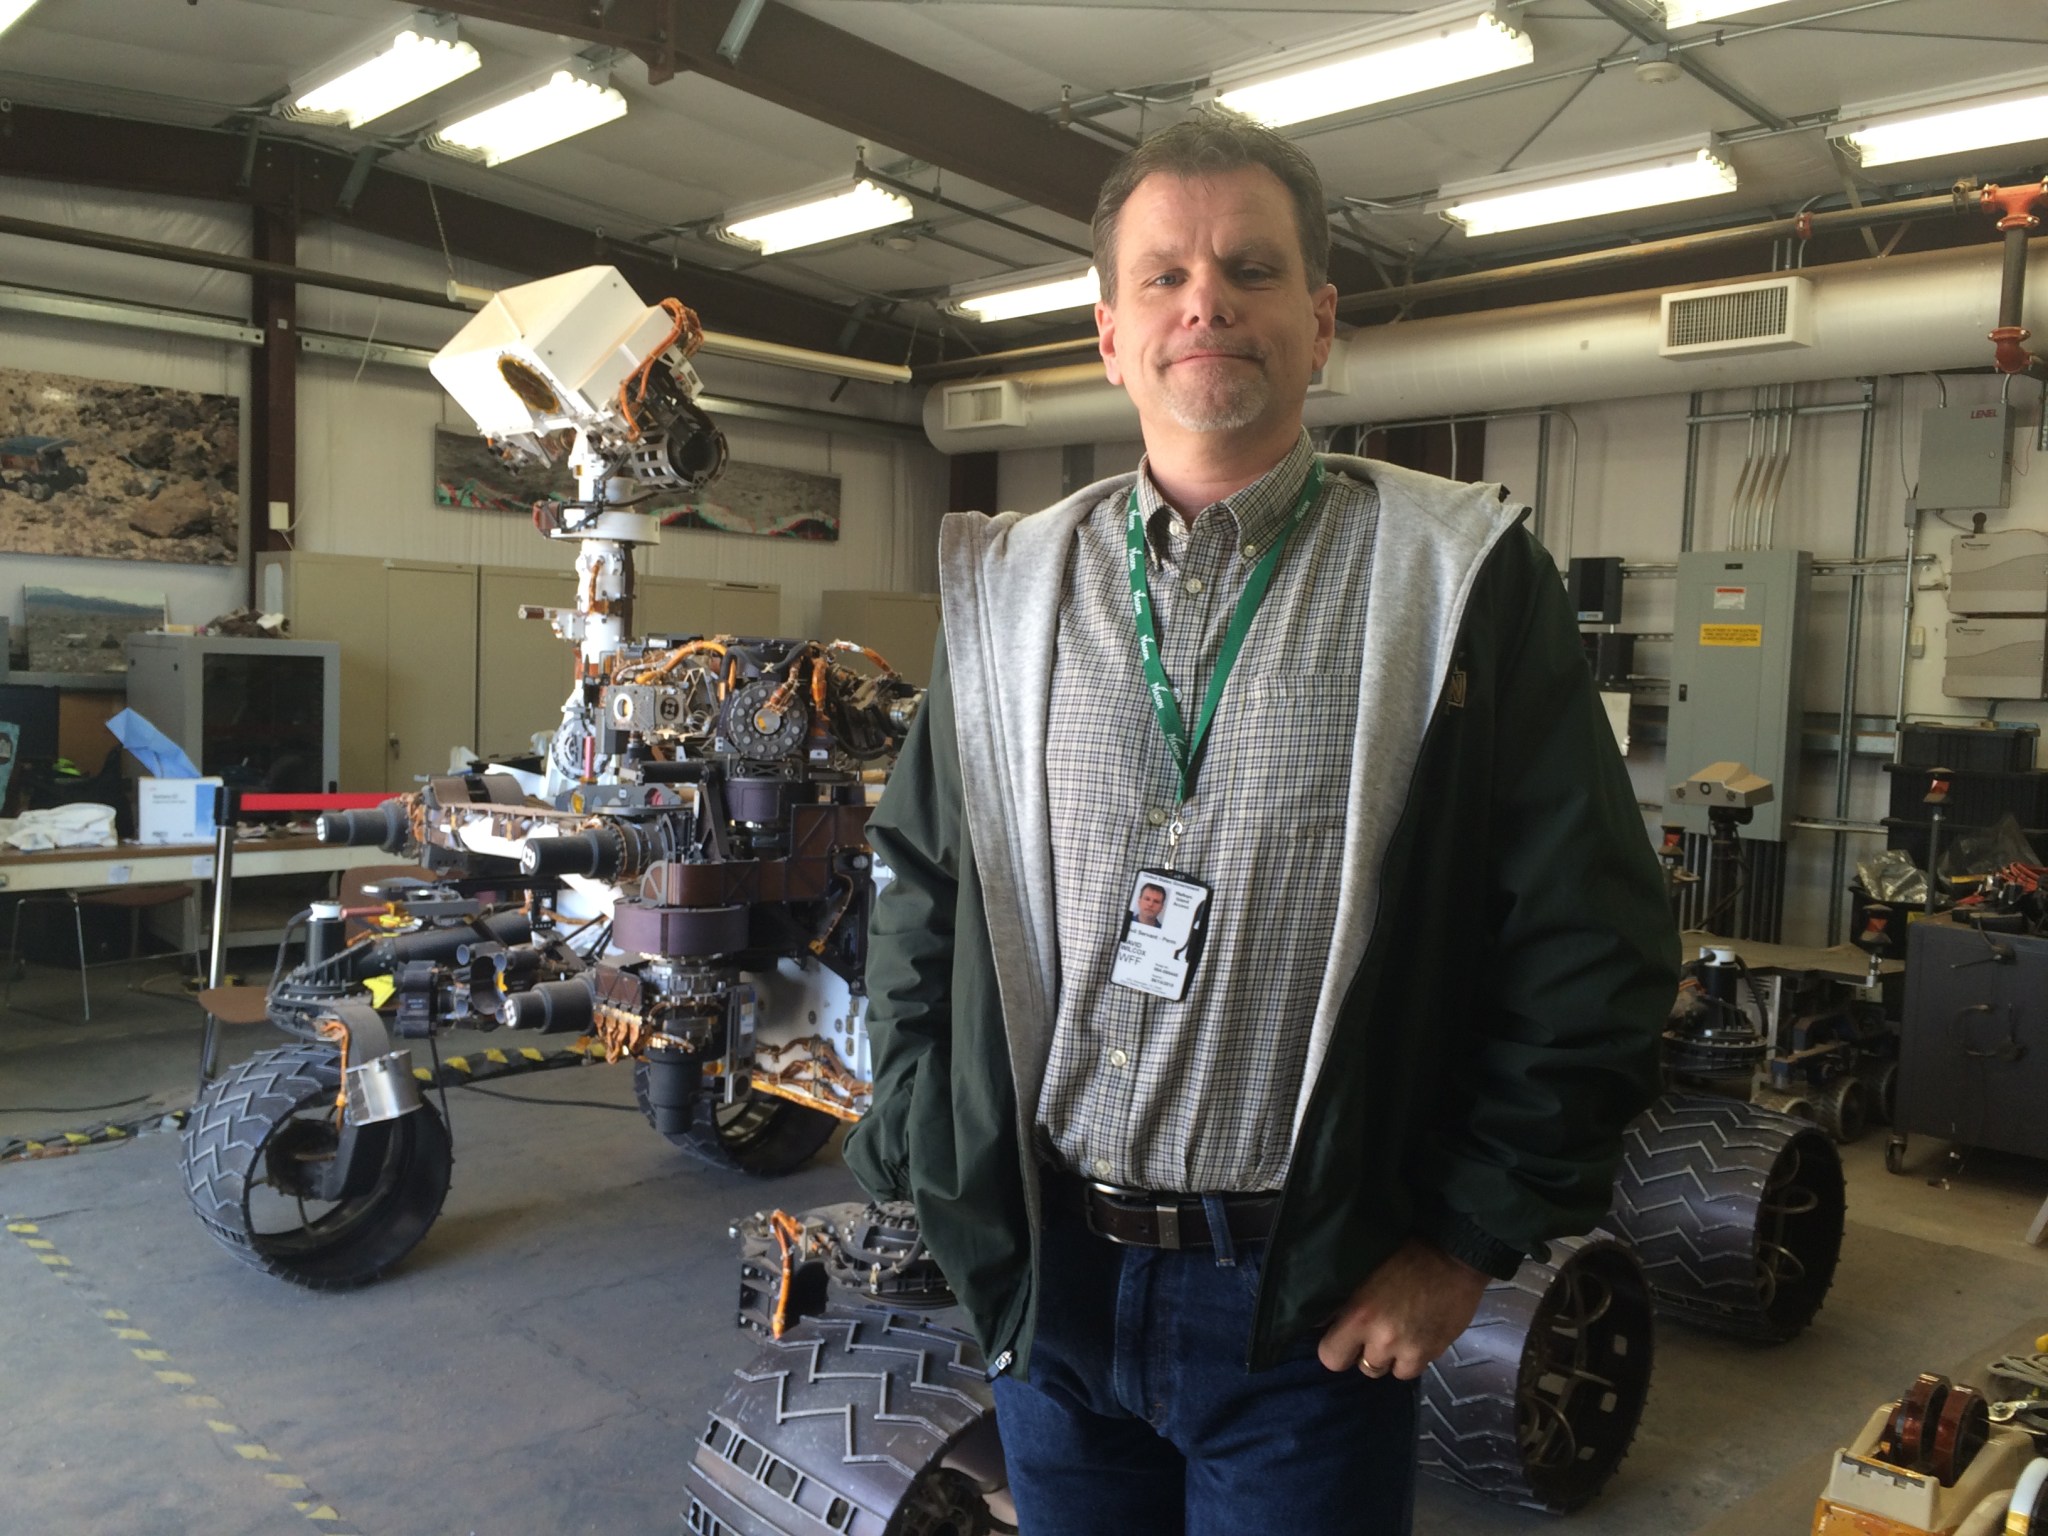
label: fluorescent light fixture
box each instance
[1433,137,1737,237]
[0,0,38,40]
[1660,1,1792,24]
[719,180,914,255]
[1829,70,2048,168]
[288,12,480,128]
[1214,2,1532,129]
[431,61,627,167]
[950,267,1100,323]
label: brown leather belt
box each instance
[1076,1178,1280,1251]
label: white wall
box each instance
[1486,372,2048,945]
[0,175,254,633]
[994,437,1144,513]
[1,179,951,655]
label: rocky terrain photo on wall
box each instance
[0,365,239,565]
[432,426,840,541]
[22,585,165,675]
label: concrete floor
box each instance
[4,950,2047,1536]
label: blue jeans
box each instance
[994,1181,1416,1536]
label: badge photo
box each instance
[1111,869,1214,1002]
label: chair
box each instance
[3,882,197,1021]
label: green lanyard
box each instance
[1124,462,1322,851]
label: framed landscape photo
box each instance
[0,366,239,565]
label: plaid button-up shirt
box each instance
[1039,432,1382,1193]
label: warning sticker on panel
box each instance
[1700,624,1763,647]
[1713,587,1747,610]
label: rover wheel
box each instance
[1813,1075,1870,1144]
[1608,1093,1845,1342]
[1749,1086,1815,1122]
[632,1061,838,1175]
[182,1044,451,1288]
[1859,1060,1899,1127]
[1418,1232,1654,1513]
[684,1306,1002,1536]
[893,1467,994,1536]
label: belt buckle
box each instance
[1085,1180,1180,1249]
[1082,1180,1122,1245]
[1154,1201,1182,1250]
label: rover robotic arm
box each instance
[430,268,730,786]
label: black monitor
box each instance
[0,683,61,759]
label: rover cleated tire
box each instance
[1607,1092,1845,1342]
[181,1044,451,1288]
[1859,1060,1899,1128]
[632,1062,838,1176]
[1813,1075,1870,1145]
[1749,1086,1815,1122]
[1418,1232,1654,1514]
[685,1304,1003,1536]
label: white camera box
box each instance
[137,776,223,845]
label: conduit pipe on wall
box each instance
[922,243,2045,453]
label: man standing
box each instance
[845,110,1675,1534]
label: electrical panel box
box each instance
[1949,529,2048,616]
[1568,556,1625,624]
[1917,403,2011,510]
[1664,549,1811,842]
[1944,617,2048,700]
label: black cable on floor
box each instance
[454,1082,637,1112]
[0,1094,151,1114]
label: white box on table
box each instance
[137,776,224,845]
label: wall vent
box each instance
[942,377,1027,430]
[1660,276,1815,358]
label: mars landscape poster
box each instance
[0,365,239,565]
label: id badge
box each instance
[1110,869,1214,1003]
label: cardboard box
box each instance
[137,776,223,845]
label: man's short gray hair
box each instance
[1091,108,1331,307]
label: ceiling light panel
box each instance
[1830,71,2048,168]
[720,180,915,256]
[432,62,628,167]
[1434,138,1737,237]
[951,267,1100,323]
[1215,2,1532,129]
[288,12,480,129]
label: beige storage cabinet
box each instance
[259,552,478,792]
[820,590,942,685]
[477,565,577,760]
[638,577,781,639]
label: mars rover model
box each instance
[177,270,1851,1529]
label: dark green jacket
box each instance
[843,456,1677,1374]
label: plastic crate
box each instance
[1896,722,2038,772]
[1884,765,2048,829]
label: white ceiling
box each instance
[1,0,2044,353]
